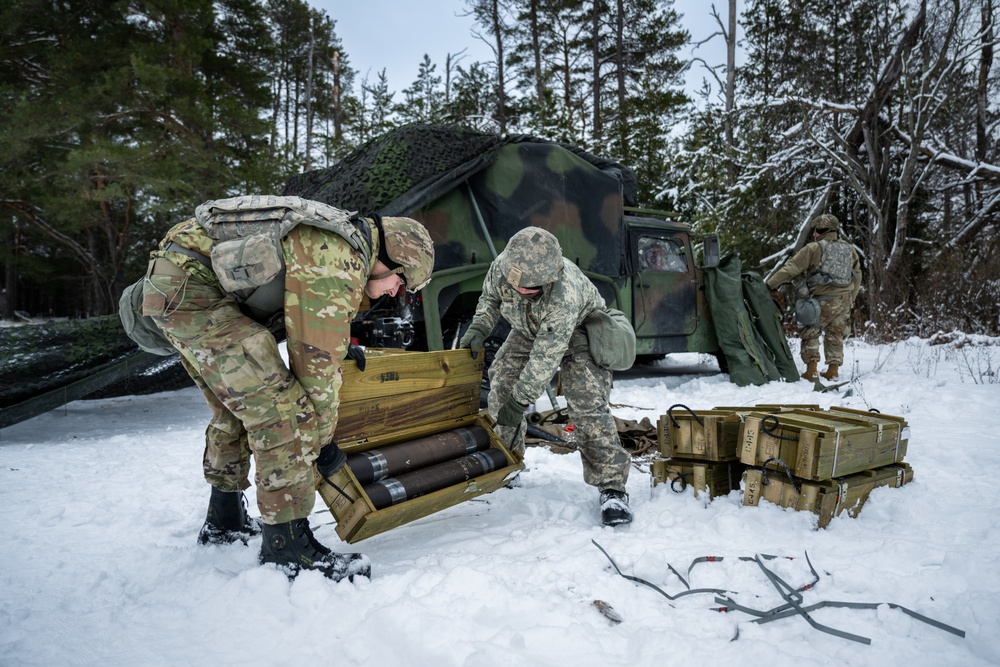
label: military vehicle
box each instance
[284,123,723,366]
[0,124,794,430]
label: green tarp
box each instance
[704,253,799,387]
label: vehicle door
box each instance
[630,231,697,338]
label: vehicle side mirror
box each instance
[701,234,720,268]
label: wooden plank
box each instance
[340,348,483,401]
[335,384,480,446]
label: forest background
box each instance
[1,0,998,339]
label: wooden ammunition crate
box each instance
[319,349,523,543]
[335,348,483,443]
[737,408,909,481]
[742,462,914,528]
[651,458,746,499]
[657,408,742,462]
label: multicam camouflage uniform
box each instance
[767,219,861,366]
[469,239,631,494]
[143,217,375,525]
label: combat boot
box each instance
[600,490,632,526]
[821,363,840,380]
[197,486,262,546]
[802,360,819,382]
[259,518,371,582]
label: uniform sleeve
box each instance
[850,250,862,300]
[510,306,577,405]
[468,262,504,336]
[767,244,819,288]
[281,225,368,446]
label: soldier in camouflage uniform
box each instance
[141,196,434,581]
[459,227,633,526]
[766,214,861,382]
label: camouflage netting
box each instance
[283,124,503,213]
[0,316,191,428]
[283,123,638,214]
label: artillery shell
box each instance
[363,448,509,510]
[346,426,491,486]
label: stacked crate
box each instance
[652,405,747,499]
[737,406,912,527]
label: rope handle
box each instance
[667,403,704,428]
[670,472,690,494]
[761,414,798,441]
[760,457,801,493]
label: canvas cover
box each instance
[284,123,638,280]
[703,253,789,387]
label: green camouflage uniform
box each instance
[143,217,376,525]
[767,230,861,365]
[472,258,631,493]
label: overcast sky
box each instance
[308,0,744,101]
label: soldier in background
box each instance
[141,197,434,581]
[767,214,861,382]
[459,227,633,526]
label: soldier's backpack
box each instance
[194,195,372,294]
[808,239,855,289]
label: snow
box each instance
[1,336,998,666]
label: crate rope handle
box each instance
[760,457,801,493]
[670,471,690,493]
[761,414,798,441]
[667,403,704,428]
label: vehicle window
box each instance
[638,236,687,272]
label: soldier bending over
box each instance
[460,227,634,526]
[139,196,434,581]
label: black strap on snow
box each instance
[667,403,703,428]
[592,539,729,602]
[715,554,966,644]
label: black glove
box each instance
[316,442,347,479]
[346,343,366,372]
[459,326,487,359]
[496,396,528,427]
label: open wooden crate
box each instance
[317,349,523,543]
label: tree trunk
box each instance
[491,0,507,133]
[725,0,737,185]
[592,0,601,141]
[529,0,544,108]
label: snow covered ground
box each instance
[1,336,998,666]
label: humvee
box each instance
[284,124,723,366]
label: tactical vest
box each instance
[807,239,855,289]
[194,195,373,317]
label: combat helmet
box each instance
[373,216,435,292]
[812,214,840,232]
[498,227,564,288]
